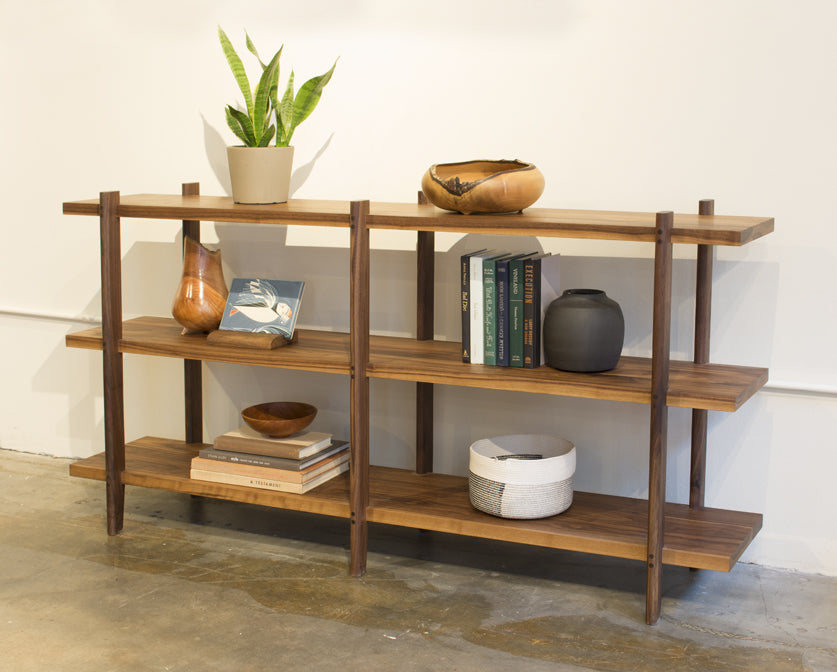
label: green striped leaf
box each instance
[256,123,276,147]
[218,27,253,120]
[253,49,282,143]
[245,31,264,67]
[225,105,256,146]
[293,59,337,127]
[278,72,295,146]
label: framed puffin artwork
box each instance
[218,278,305,339]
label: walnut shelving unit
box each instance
[63,186,773,624]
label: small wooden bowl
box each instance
[421,159,545,214]
[241,402,318,438]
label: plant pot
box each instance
[543,289,624,372]
[227,145,294,204]
[171,236,228,333]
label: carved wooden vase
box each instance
[171,236,228,333]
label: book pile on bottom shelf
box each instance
[189,426,349,494]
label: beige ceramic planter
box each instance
[227,145,294,204]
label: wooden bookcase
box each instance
[63,185,773,624]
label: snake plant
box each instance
[219,26,337,147]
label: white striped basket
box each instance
[468,434,576,519]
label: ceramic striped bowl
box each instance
[468,434,576,519]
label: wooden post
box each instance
[416,191,435,474]
[100,191,126,536]
[690,199,714,510]
[182,182,203,445]
[349,200,371,577]
[646,210,673,625]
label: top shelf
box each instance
[63,195,354,228]
[369,203,773,246]
[63,194,774,246]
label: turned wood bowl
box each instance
[421,159,545,214]
[241,401,318,438]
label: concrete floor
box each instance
[1,448,835,672]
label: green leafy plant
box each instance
[219,26,337,147]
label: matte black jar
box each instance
[543,289,624,372]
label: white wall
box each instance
[1,0,835,575]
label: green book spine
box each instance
[483,257,499,366]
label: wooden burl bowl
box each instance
[241,401,318,438]
[421,159,545,214]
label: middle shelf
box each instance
[66,316,768,411]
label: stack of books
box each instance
[190,426,349,494]
[461,250,561,367]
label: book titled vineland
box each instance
[219,278,305,338]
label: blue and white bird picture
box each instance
[219,278,305,338]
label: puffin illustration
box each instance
[228,279,292,332]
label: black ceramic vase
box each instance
[543,289,625,372]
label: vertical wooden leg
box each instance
[415,194,435,473]
[647,211,673,625]
[415,383,433,474]
[184,363,203,444]
[690,199,714,510]
[349,201,371,577]
[100,191,125,536]
[689,409,708,506]
[181,182,203,445]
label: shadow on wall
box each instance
[202,116,334,198]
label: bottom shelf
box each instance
[70,437,761,572]
[367,471,761,572]
[69,437,352,519]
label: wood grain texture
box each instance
[184,358,202,445]
[367,203,773,246]
[205,330,296,349]
[350,200,371,577]
[691,199,715,511]
[171,236,228,332]
[420,160,545,214]
[99,191,125,536]
[181,183,201,243]
[182,183,203,445]
[65,317,769,412]
[646,211,674,625]
[416,232,435,341]
[416,196,435,474]
[67,317,352,374]
[365,467,761,572]
[63,194,353,227]
[416,382,433,474]
[62,194,774,246]
[366,336,767,412]
[69,437,351,518]
[241,401,317,438]
[68,441,761,573]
